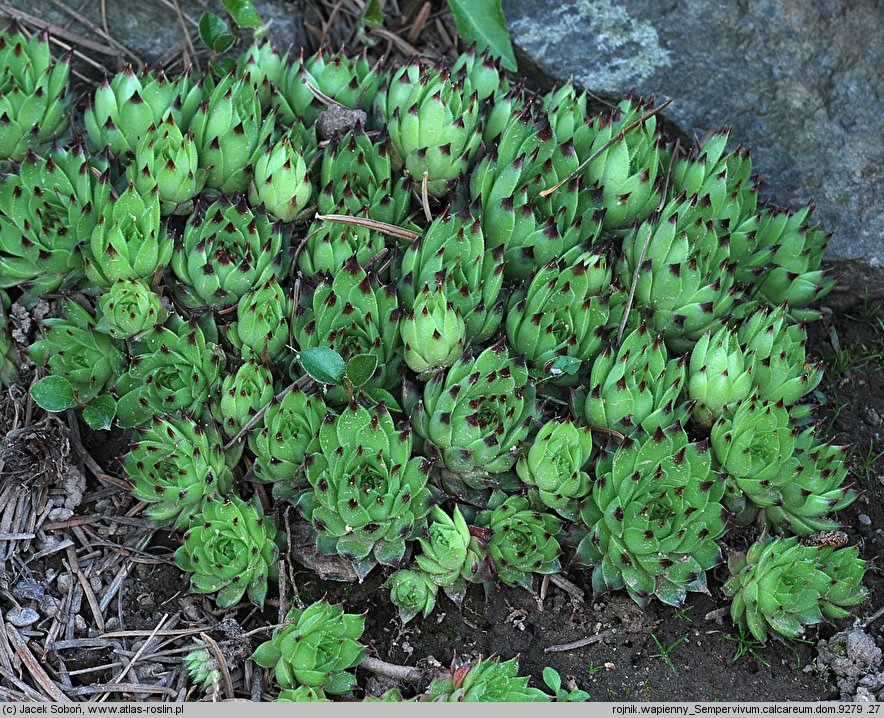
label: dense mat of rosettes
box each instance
[0,24,868,700]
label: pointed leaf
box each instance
[346,353,378,388]
[447,0,517,71]
[298,347,346,385]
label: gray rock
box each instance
[502,0,884,305]
[816,627,883,700]
[5,606,39,628]
[2,0,301,70]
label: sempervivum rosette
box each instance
[426,657,550,702]
[175,495,278,609]
[171,198,289,310]
[688,324,754,427]
[227,278,292,363]
[577,425,727,607]
[399,282,465,378]
[410,342,536,497]
[296,402,432,572]
[384,569,439,624]
[125,413,232,527]
[95,278,165,340]
[723,533,866,642]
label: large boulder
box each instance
[502,0,884,306]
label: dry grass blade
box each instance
[545,627,617,653]
[4,623,71,701]
[200,632,235,699]
[0,4,119,55]
[315,213,420,241]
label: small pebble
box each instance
[859,514,872,526]
[5,606,40,628]
[105,617,120,631]
[73,614,87,634]
[13,579,44,601]
[56,573,72,594]
[38,594,60,617]
[89,575,102,593]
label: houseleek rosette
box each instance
[318,132,409,225]
[476,495,561,589]
[237,41,285,109]
[228,278,291,362]
[583,97,662,233]
[28,300,124,404]
[95,278,165,340]
[399,207,505,345]
[506,247,613,385]
[738,303,823,418]
[130,115,205,215]
[582,321,686,435]
[175,495,278,609]
[86,180,169,287]
[378,61,482,196]
[249,132,312,222]
[384,569,438,623]
[273,49,381,126]
[688,324,753,427]
[125,413,232,527]
[723,533,867,642]
[189,72,270,193]
[451,44,509,103]
[414,505,477,603]
[84,66,182,155]
[252,600,365,694]
[426,656,550,702]
[115,318,225,427]
[298,212,386,276]
[576,426,727,608]
[211,359,274,438]
[293,257,400,403]
[296,402,432,569]
[400,282,465,378]
[0,25,70,162]
[410,342,536,493]
[516,419,592,521]
[171,198,289,310]
[249,386,326,499]
[0,144,103,303]
[619,194,736,353]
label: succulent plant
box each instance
[298,213,386,276]
[737,303,823,417]
[125,413,232,527]
[470,108,605,281]
[86,180,169,287]
[318,131,410,225]
[274,49,381,127]
[0,25,70,162]
[378,61,482,196]
[28,300,124,405]
[293,257,400,403]
[426,656,551,702]
[171,198,289,310]
[740,204,834,321]
[249,386,326,499]
[506,246,613,385]
[212,359,275,438]
[410,342,536,494]
[619,194,736,353]
[184,642,221,694]
[0,294,17,386]
[688,324,754,427]
[277,687,329,702]
[723,533,867,642]
[115,318,225,428]
[399,208,505,345]
[577,425,726,608]
[584,97,662,233]
[237,41,286,110]
[451,44,509,104]
[475,495,562,589]
[252,600,366,693]
[189,73,268,194]
[385,568,439,623]
[0,145,103,303]
[84,66,182,155]
[400,282,465,378]
[249,131,312,222]
[297,402,432,570]
[175,495,278,609]
[516,419,592,521]
[581,321,686,436]
[414,505,475,602]
[722,423,857,536]
[95,278,165,340]
[129,115,205,215]
[228,278,292,363]
[541,81,593,154]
